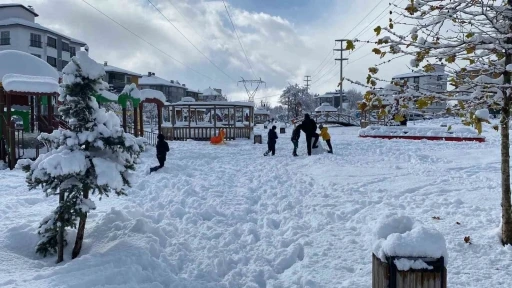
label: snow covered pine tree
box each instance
[17,51,145,263]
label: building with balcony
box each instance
[0,3,87,71]
[391,64,448,113]
[138,72,187,103]
[102,61,142,93]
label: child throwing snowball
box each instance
[291,124,302,157]
[318,124,333,154]
[150,134,170,173]
[264,125,278,156]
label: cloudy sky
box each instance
[4,0,413,105]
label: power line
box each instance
[311,46,334,77]
[147,0,237,82]
[312,62,338,85]
[222,0,257,78]
[309,0,385,82]
[164,0,208,45]
[81,0,219,83]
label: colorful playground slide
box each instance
[210,129,226,145]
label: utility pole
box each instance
[334,39,349,110]
[304,75,311,91]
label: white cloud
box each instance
[0,0,415,106]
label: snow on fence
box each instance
[162,126,252,141]
[372,215,447,288]
[359,126,485,142]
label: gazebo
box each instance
[0,50,60,169]
[254,107,271,124]
[173,97,205,123]
[315,102,338,114]
[163,101,254,141]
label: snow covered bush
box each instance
[17,51,145,262]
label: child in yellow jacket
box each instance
[318,124,333,153]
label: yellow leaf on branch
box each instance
[374,26,382,36]
[372,48,382,55]
[345,40,355,51]
[394,114,405,122]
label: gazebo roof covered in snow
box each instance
[315,102,337,113]
[0,50,60,94]
[0,50,59,80]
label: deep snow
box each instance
[0,118,511,287]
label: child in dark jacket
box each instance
[264,125,278,156]
[150,134,170,173]
[291,124,302,156]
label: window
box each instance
[30,33,42,48]
[1,31,10,45]
[47,56,57,67]
[69,46,76,57]
[31,54,41,58]
[61,60,69,68]
[437,75,443,81]
[413,77,420,84]
[437,85,443,90]
[62,41,70,52]
[47,36,57,48]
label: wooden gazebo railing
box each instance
[164,101,254,141]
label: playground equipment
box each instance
[0,51,61,169]
[210,129,226,145]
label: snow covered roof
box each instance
[0,50,59,80]
[103,65,141,77]
[392,71,445,78]
[315,92,339,98]
[254,108,270,115]
[0,17,86,45]
[140,89,166,103]
[0,4,38,16]
[315,102,337,112]
[180,97,196,102]
[202,87,221,96]
[168,101,254,108]
[98,89,118,101]
[139,75,184,87]
[2,74,59,94]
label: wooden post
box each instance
[122,107,127,132]
[157,104,162,134]
[0,87,4,139]
[30,96,35,133]
[47,95,54,129]
[9,119,15,170]
[139,103,144,136]
[195,108,198,125]
[213,105,217,135]
[188,105,191,138]
[172,105,176,126]
[133,105,139,137]
[372,254,447,288]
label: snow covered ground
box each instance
[1,118,511,287]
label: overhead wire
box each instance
[147,0,237,82]
[221,0,257,78]
[81,0,220,83]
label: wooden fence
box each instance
[162,126,252,141]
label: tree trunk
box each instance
[56,190,65,263]
[72,188,89,259]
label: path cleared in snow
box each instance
[0,119,511,287]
